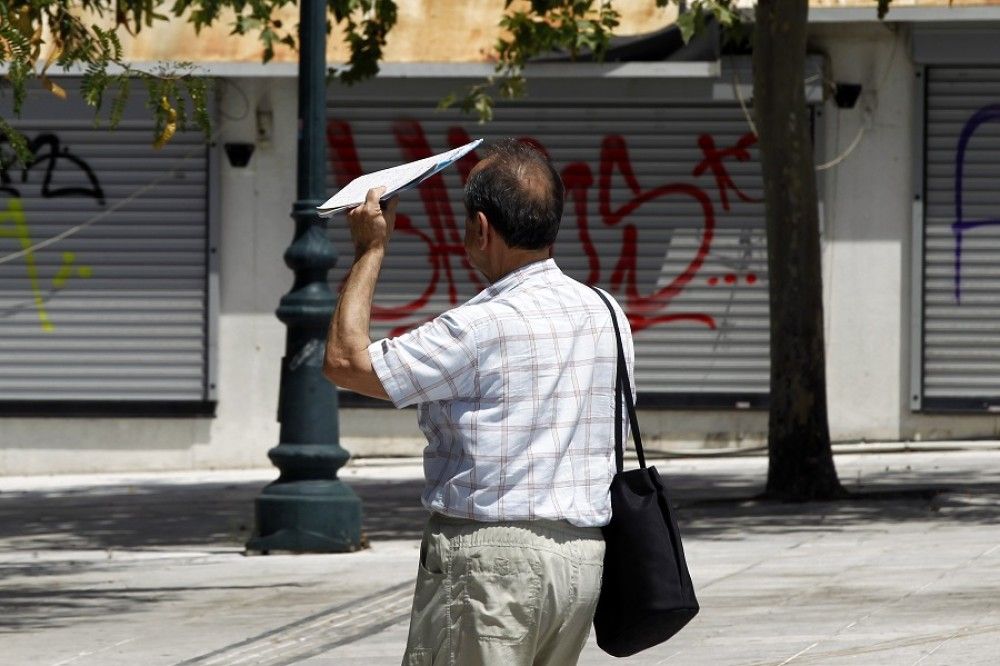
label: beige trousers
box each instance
[401,513,605,666]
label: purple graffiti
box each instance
[953,104,1000,303]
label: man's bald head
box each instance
[464,138,564,250]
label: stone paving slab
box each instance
[1,450,999,665]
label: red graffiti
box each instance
[447,127,480,184]
[561,161,600,285]
[595,136,716,331]
[327,119,762,336]
[692,133,761,212]
[327,120,486,336]
[708,273,756,287]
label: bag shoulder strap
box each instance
[588,286,646,473]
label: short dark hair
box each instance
[464,138,564,250]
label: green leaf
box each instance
[81,63,109,110]
[714,5,735,28]
[676,11,698,44]
[185,77,213,135]
[474,94,494,123]
[0,115,31,166]
[7,61,30,114]
[335,1,398,86]
[497,75,525,100]
[109,76,130,129]
[437,93,457,110]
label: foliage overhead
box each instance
[440,0,622,121]
[1,0,896,161]
[0,0,397,163]
[442,0,892,121]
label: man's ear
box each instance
[476,211,490,251]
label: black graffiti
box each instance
[0,133,105,204]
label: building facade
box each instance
[2,3,1000,473]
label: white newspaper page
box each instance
[317,138,483,217]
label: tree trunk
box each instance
[752,0,845,500]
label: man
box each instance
[323,139,634,665]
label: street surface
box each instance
[1,448,998,665]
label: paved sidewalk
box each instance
[1,449,998,665]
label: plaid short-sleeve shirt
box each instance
[368,258,634,528]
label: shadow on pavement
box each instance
[0,583,305,633]
[0,477,426,634]
[1,463,998,552]
[670,463,1000,541]
[0,477,428,552]
[1,458,998,634]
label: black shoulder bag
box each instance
[589,286,700,658]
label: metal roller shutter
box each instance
[921,67,1000,411]
[0,82,212,406]
[327,85,770,405]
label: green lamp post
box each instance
[246,0,363,553]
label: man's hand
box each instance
[347,186,398,255]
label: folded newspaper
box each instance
[316,138,483,218]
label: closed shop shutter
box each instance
[326,78,771,406]
[921,67,1000,410]
[0,82,212,406]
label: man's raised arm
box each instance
[322,186,397,401]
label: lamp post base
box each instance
[246,479,363,553]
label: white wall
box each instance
[812,23,913,441]
[200,78,296,468]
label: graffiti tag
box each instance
[328,119,763,335]
[952,104,1000,303]
[0,133,100,331]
